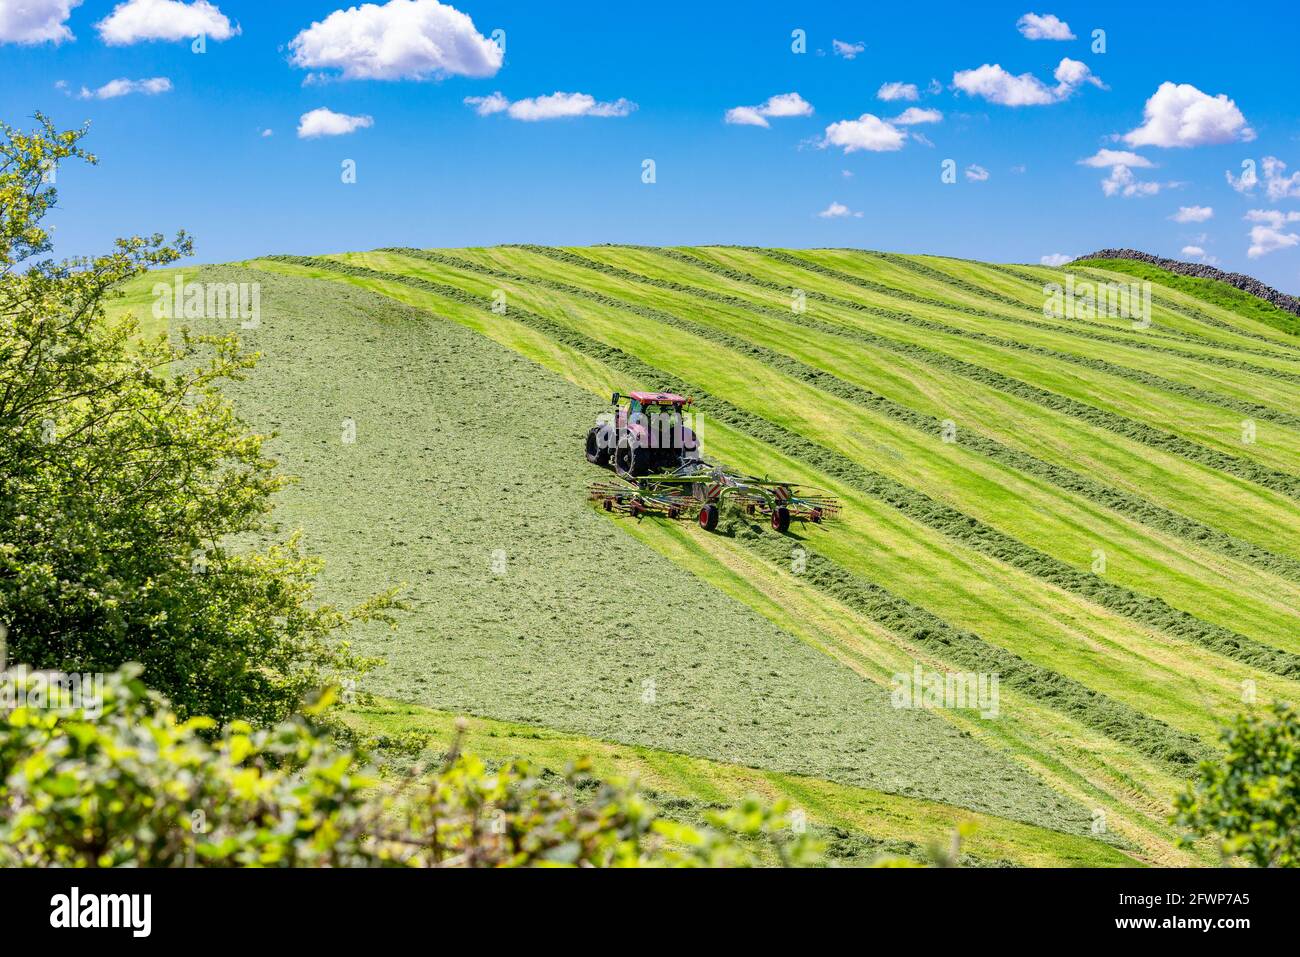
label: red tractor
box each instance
[585,391,701,478]
[585,392,839,533]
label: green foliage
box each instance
[0,115,398,724]
[1174,703,1300,867]
[0,666,825,867]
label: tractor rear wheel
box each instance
[771,506,790,533]
[698,503,719,531]
[586,428,610,466]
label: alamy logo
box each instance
[1042,275,1152,329]
[891,664,1000,718]
[50,888,151,937]
[152,274,261,329]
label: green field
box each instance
[119,248,1300,867]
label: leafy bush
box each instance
[0,115,399,723]
[0,666,826,867]
[1173,703,1300,867]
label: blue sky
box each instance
[3,0,1299,290]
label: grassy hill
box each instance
[117,246,1300,867]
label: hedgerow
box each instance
[0,666,824,867]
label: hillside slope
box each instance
[119,246,1300,865]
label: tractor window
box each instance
[628,399,643,415]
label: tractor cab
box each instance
[586,391,701,476]
[621,391,691,426]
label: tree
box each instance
[0,666,826,867]
[1173,702,1300,867]
[0,114,398,724]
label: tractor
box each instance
[584,392,839,533]
[585,391,701,478]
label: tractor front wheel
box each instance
[771,506,791,533]
[698,503,719,531]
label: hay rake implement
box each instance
[584,390,840,532]
[588,462,840,532]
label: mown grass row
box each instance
[730,525,1211,770]
[766,248,1300,367]
[867,249,1039,311]
[272,253,1300,683]
[387,246,1300,586]
[877,252,1292,356]
[991,262,1300,357]
[348,699,1137,866]
[525,245,1300,501]
[619,515,1198,865]
[742,248,1300,420]
[620,246,1300,501]
[800,248,1300,369]
[294,253,1210,776]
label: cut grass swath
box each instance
[405,244,1300,590]
[625,246,1300,500]
[266,254,1300,683]
[730,523,1211,770]
[733,248,1300,424]
[386,246,1300,586]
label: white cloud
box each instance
[1078,149,1168,197]
[260,128,273,137]
[1102,165,1164,197]
[927,78,943,95]
[464,91,508,116]
[1244,209,1300,258]
[1223,156,1300,200]
[965,164,990,182]
[1078,149,1153,169]
[724,92,813,127]
[0,0,81,44]
[1122,82,1254,148]
[1010,163,1027,174]
[77,76,172,99]
[1226,161,1258,193]
[952,57,1103,106]
[832,39,865,59]
[1247,226,1300,258]
[1016,12,1075,40]
[723,106,766,127]
[760,92,813,118]
[1245,209,1300,228]
[877,81,919,102]
[465,91,636,122]
[1181,245,1206,257]
[1171,205,1213,223]
[818,201,862,218]
[891,107,942,126]
[1040,253,1072,266]
[96,0,236,45]
[289,0,501,81]
[297,107,374,138]
[1262,156,1300,200]
[910,131,935,148]
[820,113,907,153]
